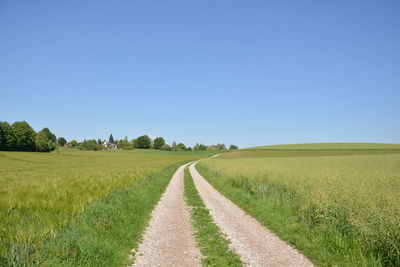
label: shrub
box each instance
[160,144,171,151]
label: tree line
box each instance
[74,134,238,152]
[0,121,239,152]
[0,121,67,152]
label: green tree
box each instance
[57,137,67,146]
[153,137,166,150]
[171,141,177,151]
[69,140,78,148]
[36,128,57,152]
[80,139,102,150]
[229,144,239,150]
[194,143,207,151]
[109,134,114,144]
[12,121,36,151]
[160,144,171,151]
[118,139,130,149]
[216,143,227,150]
[134,135,151,149]
[0,121,16,150]
[41,128,56,143]
[176,143,187,151]
[207,145,218,151]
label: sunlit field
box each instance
[198,149,400,266]
[248,142,400,150]
[0,149,214,265]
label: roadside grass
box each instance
[0,149,216,266]
[197,153,400,267]
[34,164,180,266]
[184,168,243,267]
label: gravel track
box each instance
[189,163,314,267]
[130,163,201,267]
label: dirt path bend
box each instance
[131,163,201,267]
[189,163,314,267]
[209,153,220,158]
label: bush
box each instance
[79,139,102,151]
[160,144,171,151]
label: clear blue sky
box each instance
[1,1,399,148]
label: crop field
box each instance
[197,147,400,266]
[222,149,400,159]
[248,142,400,150]
[0,149,214,266]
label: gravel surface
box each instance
[189,163,314,267]
[130,163,201,267]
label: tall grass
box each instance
[198,153,400,266]
[34,164,181,266]
[0,149,215,265]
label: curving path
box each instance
[189,163,314,267]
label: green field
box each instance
[248,142,400,150]
[223,149,400,159]
[2,144,399,266]
[197,147,400,266]
[0,149,215,266]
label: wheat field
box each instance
[198,151,400,266]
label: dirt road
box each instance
[189,163,314,267]
[131,163,201,267]
[131,159,313,266]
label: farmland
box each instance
[2,144,400,266]
[0,149,215,266]
[248,142,400,150]
[197,146,400,266]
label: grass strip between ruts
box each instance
[184,167,243,267]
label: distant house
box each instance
[103,141,118,150]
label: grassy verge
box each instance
[23,163,180,266]
[196,162,397,267]
[183,168,243,267]
[0,150,218,265]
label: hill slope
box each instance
[248,143,400,150]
